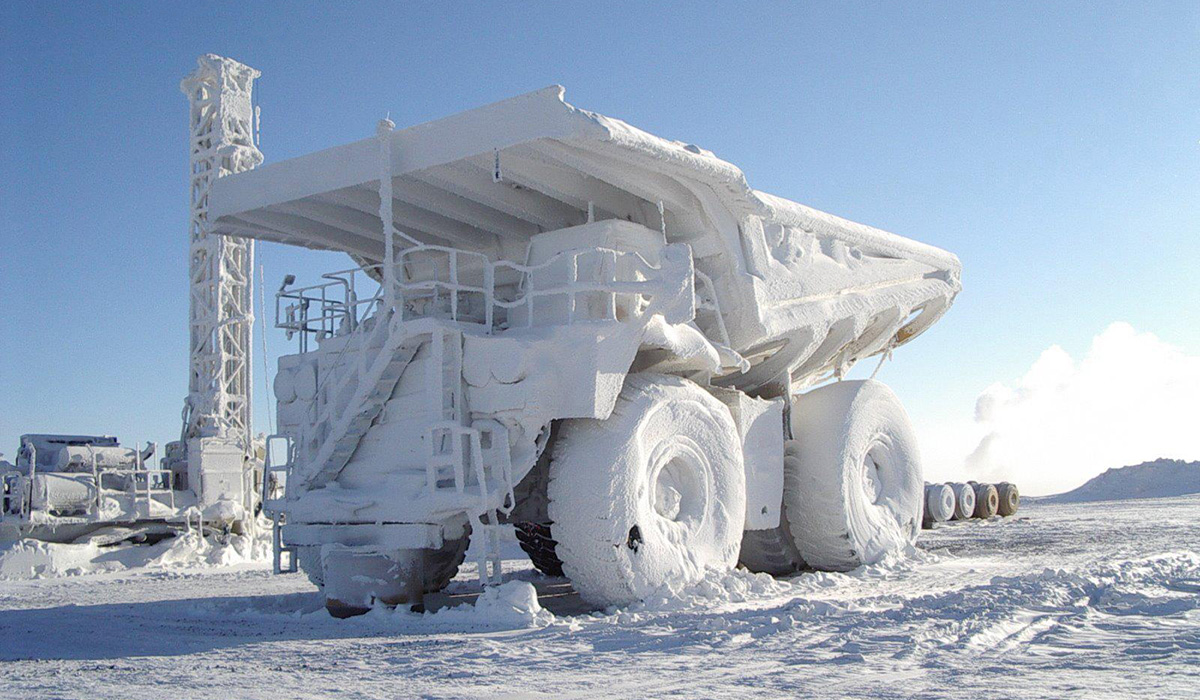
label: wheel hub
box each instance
[655,479,683,520]
[862,440,889,504]
[651,443,710,529]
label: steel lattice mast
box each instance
[177,55,262,471]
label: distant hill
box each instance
[1041,459,1200,504]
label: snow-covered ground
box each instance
[3,497,1199,699]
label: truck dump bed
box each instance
[210,86,960,390]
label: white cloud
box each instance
[950,322,1200,495]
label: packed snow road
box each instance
[2,497,1199,699]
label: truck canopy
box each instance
[208,86,958,282]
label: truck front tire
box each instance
[548,374,746,608]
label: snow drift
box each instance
[0,531,269,580]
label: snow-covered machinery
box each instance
[160,54,265,531]
[206,82,961,614]
[1,56,265,544]
[0,435,172,543]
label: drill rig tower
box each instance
[0,56,265,542]
[169,54,263,522]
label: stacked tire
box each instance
[949,482,976,520]
[920,481,1020,524]
[922,483,956,528]
[996,482,1020,516]
[970,481,999,518]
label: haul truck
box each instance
[206,84,961,615]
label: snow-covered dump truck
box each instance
[207,85,961,615]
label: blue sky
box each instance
[2,3,1197,490]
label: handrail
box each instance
[276,269,376,353]
[0,470,28,519]
[276,243,674,350]
[261,434,293,517]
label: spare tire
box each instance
[973,483,999,519]
[548,374,746,607]
[996,482,1020,516]
[785,380,924,571]
[950,482,975,520]
[922,483,955,527]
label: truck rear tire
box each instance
[548,374,746,608]
[514,521,564,577]
[785,379,923,571]
[738,441,807,576]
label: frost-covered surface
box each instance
[1041,458,1200,504]
[3,497,1199,699]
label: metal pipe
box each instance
[377,118,397,309]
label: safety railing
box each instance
[1,470,28,520]
[276,243,676,351]
[277,270,380,354]
[261,434,298,574]
[2,442,172,522]
[425,420,514,510]
[273,243,683,507]
[260,434,293,518]
[87,442,173,518]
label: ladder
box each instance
[299,311,419,490]
[425,327,468,491]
